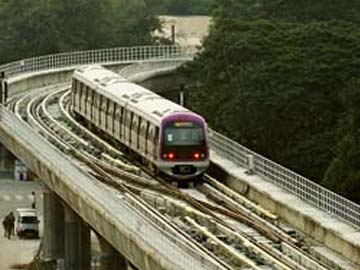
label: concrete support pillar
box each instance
[42,189,65,261]
[0,144,15,175]
[97,234,128,270]
[0,144,6,172]
[64,206,91,270]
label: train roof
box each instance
[73,65,193,125]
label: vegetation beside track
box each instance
[182,0,360,203]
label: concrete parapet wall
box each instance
[0,109,183,270]
[6,63,183,97]
[0,61,221,270]
[209,151,360,266]
[7,64,128,96]
[8,68,73,96]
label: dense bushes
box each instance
[163,0,214,15]
[183,0,360,203]
[0,0,163,64]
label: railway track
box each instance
[7,85,358,270]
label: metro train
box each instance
[71,65,209,180]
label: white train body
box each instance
[71,65,209,180]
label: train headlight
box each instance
[193,153,200,160]
[168,152,175,160]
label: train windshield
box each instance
[164,121,205,146]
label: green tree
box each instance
[164,0,214,15]
[0,0,162,64]
[50,0,112,50]
[212,0,360,23]
[0,0,60,63]
[258,0,360,23]
[183,20,360,182]
[323,79,360,203]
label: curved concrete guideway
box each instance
[0,107,224,270]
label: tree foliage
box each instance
[183,0,360,203]
[163,0,214,15]
[0,0,163,64]
[183,19,360,185]
[212,0,360,23]
[322,79,360,202]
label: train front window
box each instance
[164,122,204,146]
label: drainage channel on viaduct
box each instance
[0,46,359,270]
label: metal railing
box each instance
[0,45,193,78]
[0,106,224,270]
[2,44,359,230]
[123,193,224,270]
[209,129,360,229]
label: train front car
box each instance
[157,112,209,180]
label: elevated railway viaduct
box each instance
[0,46,359,270]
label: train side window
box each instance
[93,93,97,110]
[119,106,123,136]
[126,110,132,143]
[132,115,139,131]
[100,95,104,125]
[72,80,77,108]
[101,96,107,127]
[154,127,159,157]
[71,79,76,106]
[91,89,95,103]
[94,94,101,124]
[107,101,113,132]
[106,99,110,115]
[126,110,132,128]
[145,122,150,154]
[139,118,147,151]
[94,93,99,110]
[87,89,92,103]
[111,103,116,134]
[133,115,140,145]
[101,96,107,113]
[148,125,155,141]
[140,119,147,138]
[91,89,95,120]
[120,106,124,124]
[108,101,114,118]
[113,104,119,137]
[84,86,89,114]
[122,108,128,132]
[79,83,83,110]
